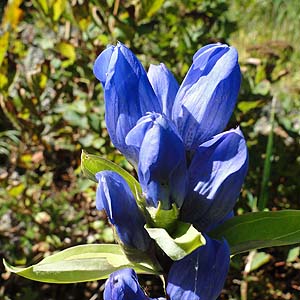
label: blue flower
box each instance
[126,112,188,209]
[104,268,165,300]
[95,171,151,251]
[180,127,249,232]
[172,43,241,152]
[93,43,161,166]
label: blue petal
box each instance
[94,42,161,164]
[166,236,230,300]
[172,44,241,152]
[180,128,248,231]
[126,113,188,209]
[148,63,179,119]
[192,43,224,61]
[93,45,115,86]
[96,171,151,251]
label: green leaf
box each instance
[35,0,49,14]
[138,0,164,20]
[0,32,9,67]
[249,251,272,272]
[144,0,164,18]
[81,151,141,198]
[237,100,264,113]
[0,73,8,90]
[253,80,271,95]
[146,222,206,261]
[210,210,300,255]
[57,42,76,66]
[286,246,300,262]
[4,244,156,283]
[52,0,66,21]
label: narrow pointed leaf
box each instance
[81,150,141,197]
[210,210,300,255]
[4,244,156,283]
[138,0,164,20]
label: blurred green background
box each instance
[0,0,299,299]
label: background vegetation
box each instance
[0,0,299,299]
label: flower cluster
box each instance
[93,42,248,300]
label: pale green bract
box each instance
[146,223,206,261]
[81,150,142,199]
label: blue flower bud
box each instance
[172,43,241,152]
[126,113,188,209]
[181,128,248,231]
[104,268,165,300]
[96,171,151,251]
[93,42,162,165]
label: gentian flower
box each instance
[172,44,241,152]
[93,43,161,165]
[94,42,248,300]
[95,171,151,252]
[181,127,249,232]
[104,268,165,300]
[126,112,187,209]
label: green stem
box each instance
[258,97,276,211]
[240,249,257,300]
